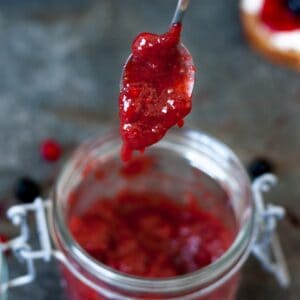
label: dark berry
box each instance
[287,0,300,15]
[247,158,274,180]
[14,177,41,203]
[41,139,62,162]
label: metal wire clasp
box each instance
[0,198,52,294]
[252,174,290,288]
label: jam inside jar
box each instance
[51,128,254,300]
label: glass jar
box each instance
[0,128,289,300]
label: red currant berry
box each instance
[0,234,8,244]
[41,139,62,162]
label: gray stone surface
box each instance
[0,0,299,299]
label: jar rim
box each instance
[51,128,256,297]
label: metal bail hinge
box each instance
[252,174,290,288]
[0,198,52,294]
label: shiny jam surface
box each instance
[69,189,234,278]
[119,23,194,161]
[260,0,300,31]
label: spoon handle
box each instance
[171,0,190,24]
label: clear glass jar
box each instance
[50,128,255,300]
[0,128,289,299]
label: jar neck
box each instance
[51,128,255,298]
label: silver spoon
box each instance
[172,0,190,25]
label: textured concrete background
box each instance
[0,0,299,299]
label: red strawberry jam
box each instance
[260,0,300,31]
[119,23,194,161]
[69,189,234,278]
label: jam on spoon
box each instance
[119,0,195,161]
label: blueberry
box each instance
[14,177,41,203]
[247,158,274,180]
[287,0,300,15]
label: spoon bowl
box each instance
[120,43,195,96]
